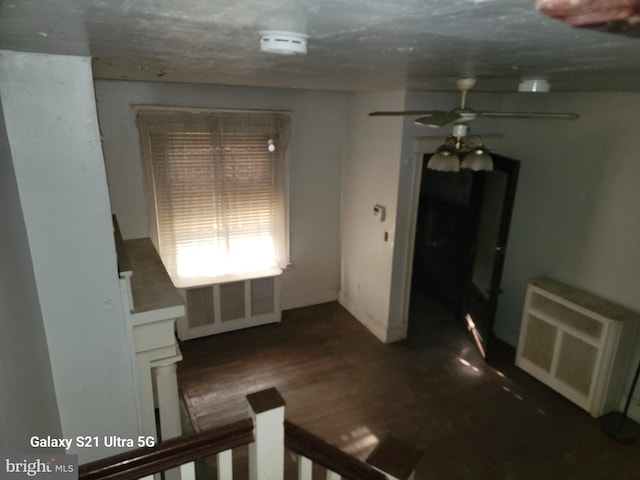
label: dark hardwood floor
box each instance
[177,299,640,479]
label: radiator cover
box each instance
[176,274,282,340]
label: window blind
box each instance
[136,109,290,287]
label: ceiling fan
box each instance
[369,78,579,127]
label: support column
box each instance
[0,49,140,463]
[153,355,183,480]
[153,356,183,440]
[246,388,286,480]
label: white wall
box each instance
[0,88,62,453]
[494,91,640,418]
[339,91,406,342]
[95,81,348,310]
[494,92,640,342]
[0,51,139,461]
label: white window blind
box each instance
[136,109,290,288]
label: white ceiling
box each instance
[0,0,638,93]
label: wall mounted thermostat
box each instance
[373,204,386,222]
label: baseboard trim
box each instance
[338,292,399,343]
[385,323,408,343]
[282,288,338,311]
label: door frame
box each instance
[397,139,434,341]
[400,136,516,358]
[463,154,520,358]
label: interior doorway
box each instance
[408,153,519,358]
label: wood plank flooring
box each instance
[177,300,640,479]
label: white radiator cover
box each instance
[516,278,639,417]
[176,274,282,340]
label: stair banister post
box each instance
[366,435,423,480]
[153,357,183,440]
[153,355,184,480]
[246,388,286,480]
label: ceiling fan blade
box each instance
[477,111,580,120]
[368,110,445,117]
[415,111,462,127]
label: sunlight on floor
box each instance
[489,362,536,407]
[502,384,524,401]
[457,356,483,376]
[457,353,533,406]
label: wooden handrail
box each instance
[79,390,419,480]
[284,420,386,480]
[79,418,387,480]
[79,418,254,480]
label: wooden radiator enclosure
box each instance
[176,274,282,340]
[516,277,639,417]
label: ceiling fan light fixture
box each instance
[427,131,494,173]
[259,30,308,55]
[518,78,551,93]
[427,144,460,172]
[461,146,493,171]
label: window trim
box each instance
[133,105,291,288]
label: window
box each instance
[135,108,290,288]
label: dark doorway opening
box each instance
[409,153,519,358]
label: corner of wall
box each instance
[338,290,407,344]
[0,68,63,452]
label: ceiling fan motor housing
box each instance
[452,124,468,137]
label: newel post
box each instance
[153,356,185,480]
[366,435,423,480]
[246,387,286,480]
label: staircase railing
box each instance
[79,388,421,480]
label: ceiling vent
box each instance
[260,31,308,55]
